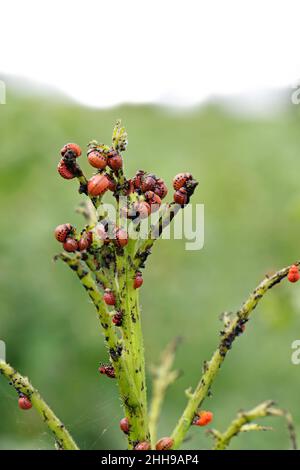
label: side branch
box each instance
[211,400,297,450]
[0,360,79,450]
[135,204,181,268]
[171,261,300,449]
[149,338,181,447]
[56,253,117,348]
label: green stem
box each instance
[171,261,300,449]
[116,252,135,376]
[116,247,150,446]
[57,252,145,448]
[212,401,297,450]
[148,338,181,447]
[0,360,79,450]
[129,281,148,430]
[84,253,110,289]
[134,204,181,269]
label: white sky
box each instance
[1,0,300,108]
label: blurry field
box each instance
[1,88,300,450]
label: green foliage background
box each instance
[1,89,300,449]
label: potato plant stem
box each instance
[58,252,147,448]
[116,245,150,445]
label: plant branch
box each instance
[134,203,181,269]
[211,400,297,450]
[0,360,79,450]
[267,406,298,450]
[56,253,117,347]
[170,261,300,449]
[76,200,98,226]
[149,337,181,447]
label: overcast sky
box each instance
[1,0,300,108]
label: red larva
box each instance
[155,437,174,450]
[106,366,116,378]
[86,231,93,245]
[63,238,79,252]
[134,272,143,289]
[60,143,82,158]
[145,191,162,212]
[154,179,168,199]
[106,175,116,192]
[133,170,145,190]
[57,159,76,179]
[88,151,107,169]
[172,172,192,190]
[103,289,116,306]
[173,188,188,205]
[112,312,123,326]
[193,410,213,427]
[288,265,300,283]
[18,395,32,410]
[78,238,88,251]
[98,364,115,378]
[98,365,106,375]
[78,232,93,251]
[107,150,123,171]
[126,179,135,195]
[141,175,156,193]
[115,228,129,248]
[54,223,73,243]
[134,441,151,451]
[119,417,130,434]
[87,174,110,196]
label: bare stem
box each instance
[211,400,297,450]
[76,200,98,226]
[134,203,181,269]
[170,261,300,449]
[148,338,181,447]
[0,360,79,450]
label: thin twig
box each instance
[76,200,98,225]
[134,204,181,269]
[211,400,297,450]
[267,406,298,450]
[0,360,79,450]
[149,337,181,447]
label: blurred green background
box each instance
[1,87,300,450]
